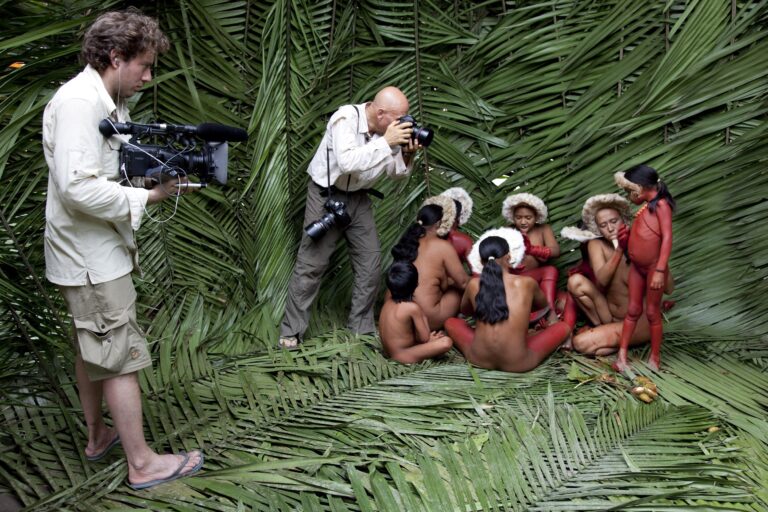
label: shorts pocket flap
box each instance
[73,308,131,334]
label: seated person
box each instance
[391,196,469,329]
[501,192,560,318]
[561,194,673,355]
[379,261,454,363]
[445,228,576,373]
[439,187,474,265]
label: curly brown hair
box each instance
[81,8,170,72]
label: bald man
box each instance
[279,86,423,348]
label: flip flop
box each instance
[85,434,121,462]
[127,450,204,491]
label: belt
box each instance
[313,181,384,199]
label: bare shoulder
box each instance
[588,237,611,255]
[527,224,548,242]
[433,237,455,252]
[587,238,604,250]
[396,300,423,318]
[540,223,555,235]
[511,273,538,290]
[656,199,672,213]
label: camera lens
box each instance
[304,212,336,240]
[412,126,433,147]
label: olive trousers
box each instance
[280,181,381,339]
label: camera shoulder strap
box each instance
[325,105,363,197]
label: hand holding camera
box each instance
[146,176,195,204]
[384,119,413,147]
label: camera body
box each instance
[99,119,247,187]
[305,198,352,240]
[398,115,434,147]
[121,141,228,187]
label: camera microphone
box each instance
[98,119,248,142]
[194,123,248,142]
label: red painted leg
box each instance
[613,264,645,373]
[648,322,662,371]
[527,321,571,354]
[444,317,474,355]
[645,278,665,371]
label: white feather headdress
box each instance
[422,195,456,237]
[560,193,632,242]
[501,193,548,225]
[440,187,473,226]
[467,227,525,274]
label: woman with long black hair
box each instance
[391,196,469,329]
[445,228,576,372]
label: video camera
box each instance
[99,119,248,188]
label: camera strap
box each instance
[326,105,364,203]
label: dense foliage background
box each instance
[1,0,766,510]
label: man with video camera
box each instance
[279,86,428,349]
[43,9,202,490]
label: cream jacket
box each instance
[43,65,149,286]
[307,103,411,191]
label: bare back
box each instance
[379,298,454,364]
[462,274,541,371]
[413,236,468,329]
[379,299,426,356]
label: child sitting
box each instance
[379,261,454,364]
[501,193,560,317]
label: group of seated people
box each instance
[378,187,673,372]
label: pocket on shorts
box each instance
[73,308,131,373]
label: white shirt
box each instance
[307,103,412,191]
[43,65,149,286]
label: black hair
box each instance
[475,236,510,324]
[386,261,418,303]
[452,199,463,227]
[625,164,676,214]
[391,204,443,262]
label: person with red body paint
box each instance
[612,165,675,372]
[501,193,560,314]
[561,194,674,355]
[439,187,474,265]
[444,228,576,372]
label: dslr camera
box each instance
[305,198,351,240]
[397,115,433,147]
[99,119,248,188]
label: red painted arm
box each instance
[651,200,673,290]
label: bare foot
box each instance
[547,309,560,326]
[84,426,118,460]
[647,356,660,371]
[128,450,203,489]
[560,334,573,351]
[612,357,630,373]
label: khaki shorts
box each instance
[59,274,151,381]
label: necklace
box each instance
[634,202,648,219]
